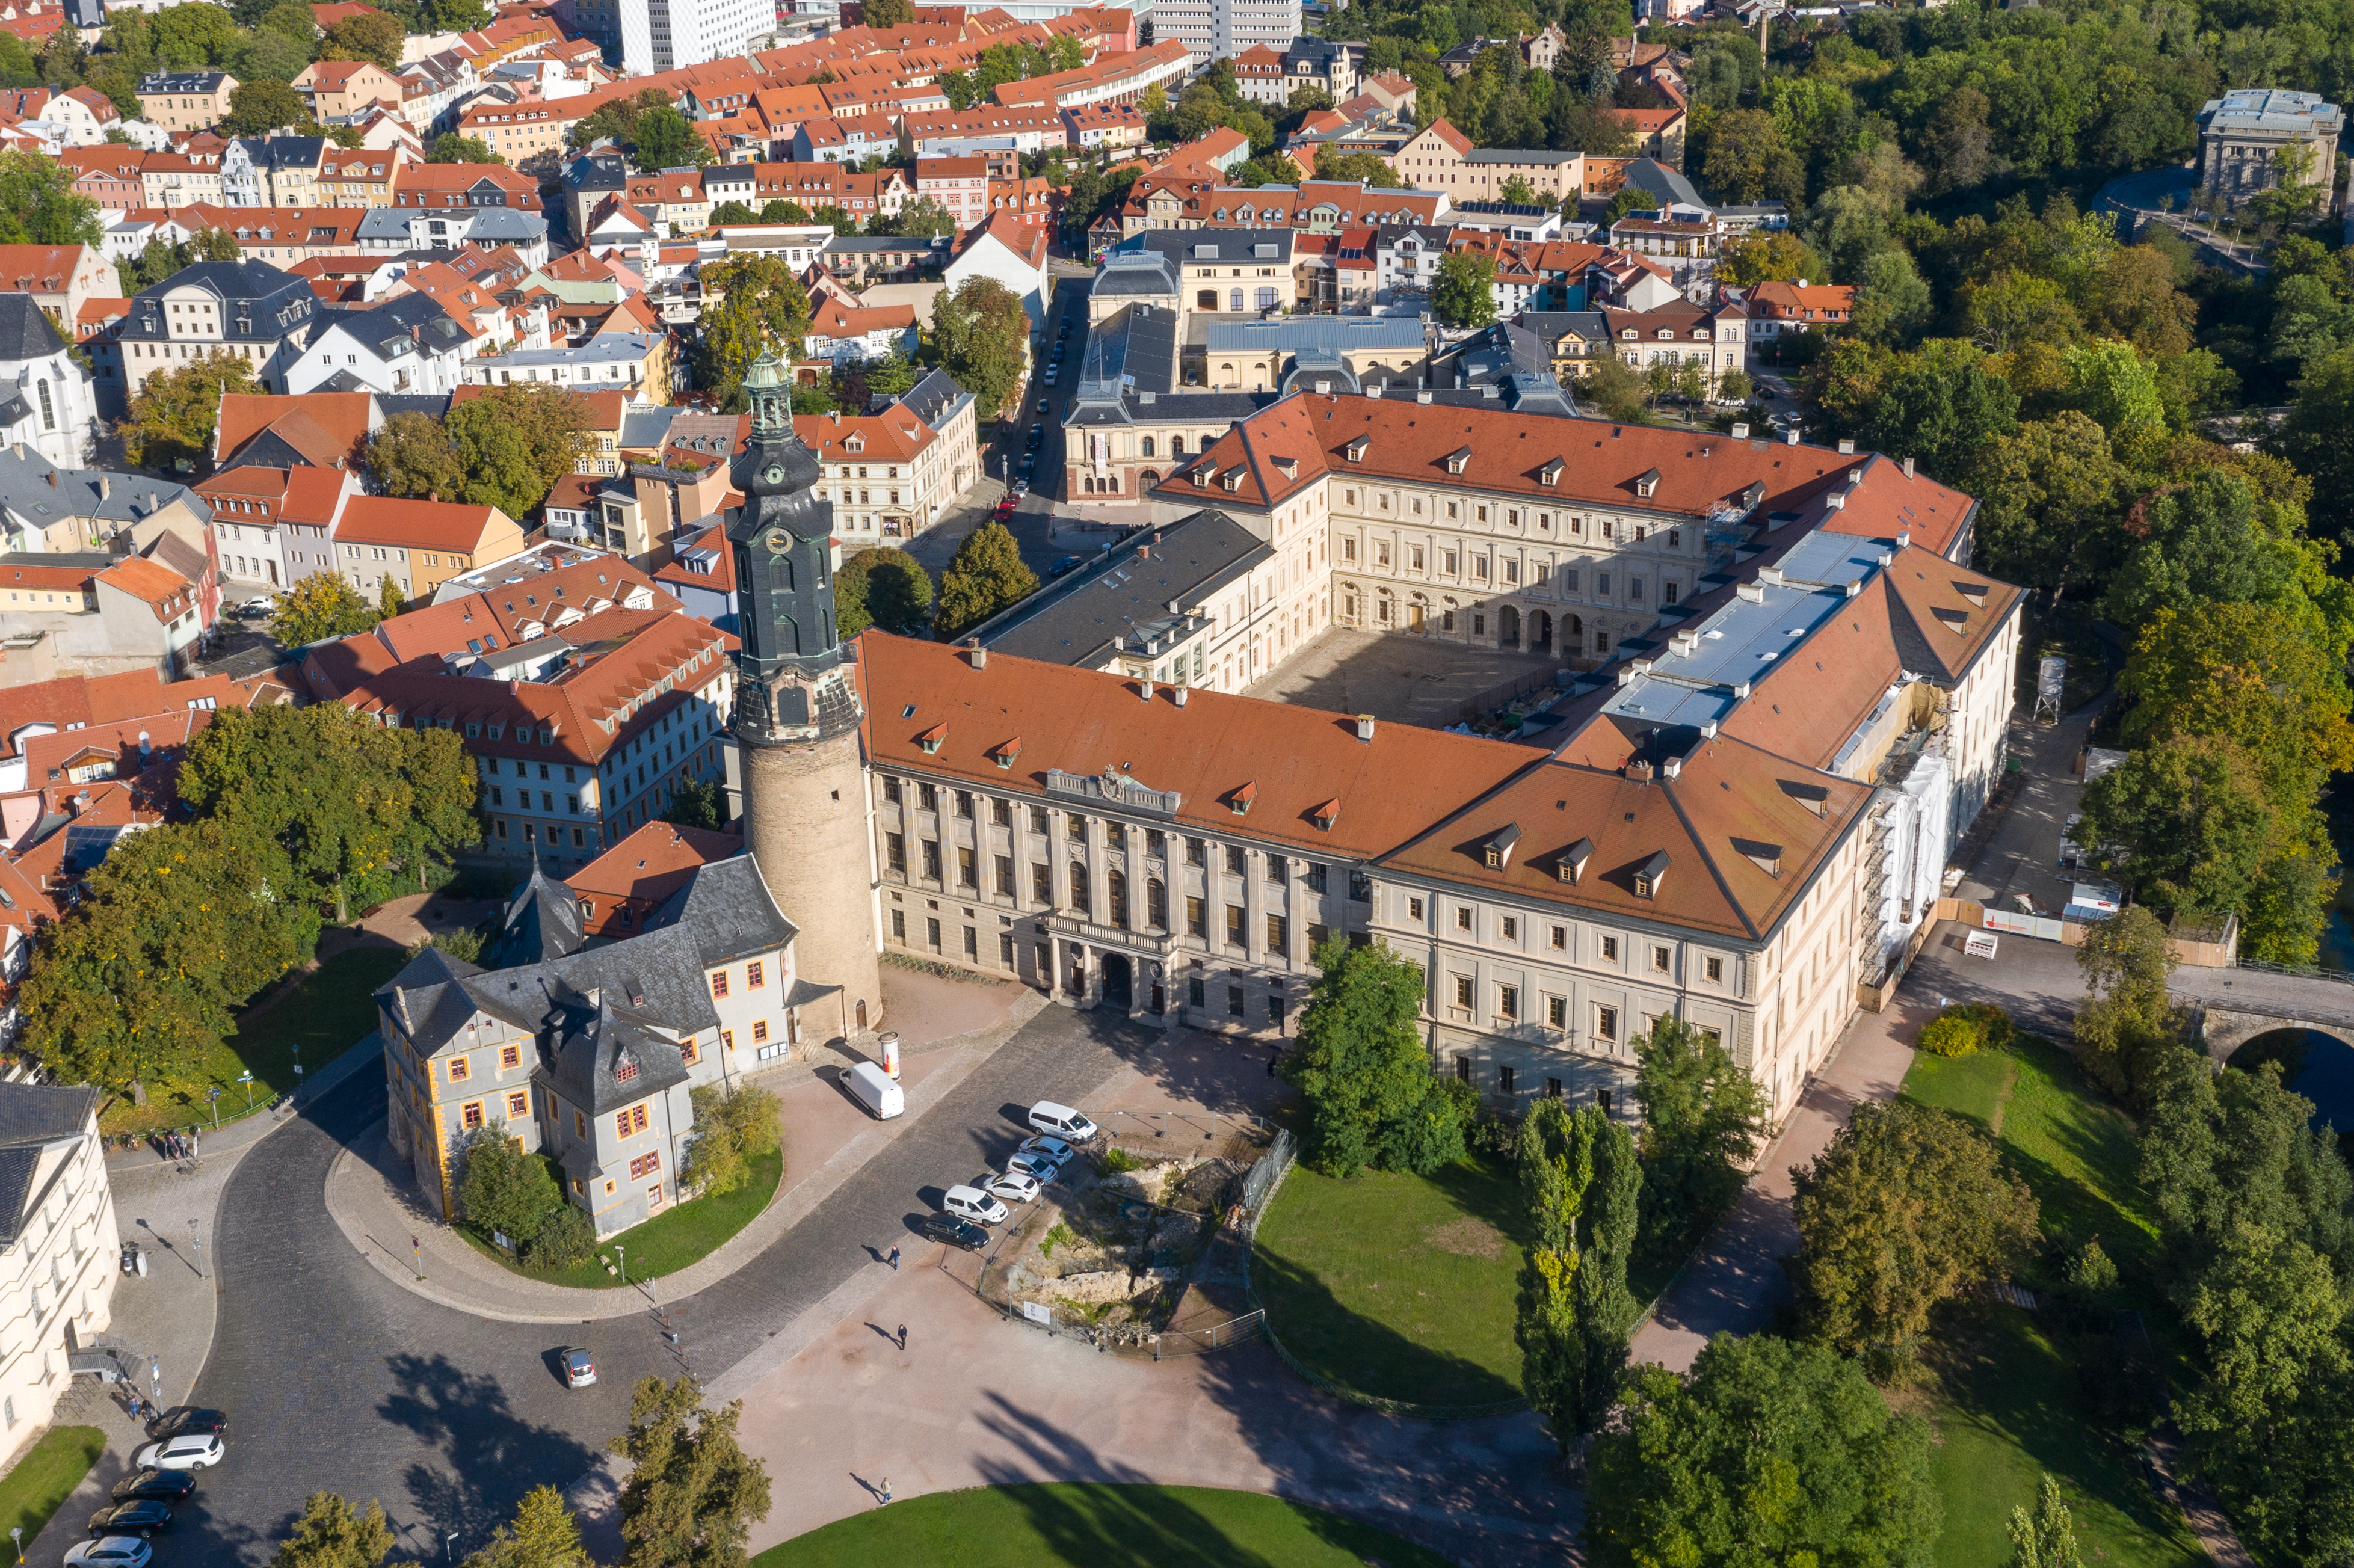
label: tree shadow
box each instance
[378,1353,598,1555]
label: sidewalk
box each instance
[322,973,1049,1323]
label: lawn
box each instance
[1902,1037,2200,1568]
[460,1148,783,1289]
[1252,1154,1526,1409]
[99,945,412,1139]
[754,1484,1459,1568]
[0,1425,103,1545]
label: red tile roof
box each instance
[569,819,744,937]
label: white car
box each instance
[132,1433,223,1471]
[67,1540,151,1568]
[1027,1101,1098,1143]
[1018,1134,1075,1166]
[238,596,274,617]
[978,1169,1040,1204]
[943,1184,1010,1225]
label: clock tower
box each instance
[724,349,881,1038]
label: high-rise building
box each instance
[618,0,778,78]
[1151,0,1298,64]
[725,350,884,1035]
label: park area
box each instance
[753,1484,1455,1568]
[459,1148,783,1288]
[1900,1035,2205,1568]
[97,945,409,1140]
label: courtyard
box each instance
[1240,627,1568,732]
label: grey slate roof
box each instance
[140,72,227,93]
[0,1083,95,1249]
[640,853,797,967]
[451,209,547,241]
[883,369,970,432]
[0,295,63,361]
[981,509,1269,666]
[376,393,452,422]
[356,210,413,243]
[620,407,679,449]
[1202,315,1426,354]
[1621,158,1705,211]
[232,136,326,170]
[321,291,467,361]
[120,260,313,347]
[0,450,209,533]
[485,856,587,968]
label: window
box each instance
[1502,915,1517,941]
[1651,945,1671,973]
[1547,995,1567,1028]
[1187,895,1206,936]
[753,1020,769,1043]
[1188,977,1206,1007]
[507,1090,529,1118]
[1186,837,1206,865]
[890,909,906,939]
[1227,985,1246,1016]
[1029,805,1049,834]
[1453,974,1474,1009]
[500,1044,520,1069]
[1549,925,1567,950]
[575,1110,586,1138]
[996,855,1015,895]
[711,970,730,998]
[1601,935,1619,961]
[1032,862,1052,902]
[920,840,940,879]
[446,1056,470,1082]
[1499,1064,1517,1094]
[614,1104,650,1137]
[461,1101,484,1130]
[1408,896,1425,920]
[1596,1006,1619,1041]
[1226,905,1246,947]
[1266,914,1288,950]
[1455,1055,1471,1083]
[1068,815,1088,844]
[629,1150,661,1179]
[1498,985,1518,1020]
[1706,956,1724,983]
[1225,845,1245,876]
[1455,906,1472,932]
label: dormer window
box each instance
[614,1053,639,1084]
[1633,850,1670,900]
[917,722,948,754]
[1538,458,1563,486]
[1444,446,1471,475]
[991,736,1021,769]
[1482,822,1520,870]
[1732,837,1783,876]
[1228,781,1256,815]
[1633,468,1660,499]
[1620,327,1636,339]
[1345,434,1369,462]
[1311,798,1340,831]
[1555,837,1593,884]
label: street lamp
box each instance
[187,1219,203,1281]
[615,1244,626,1289]
[17,1523,26,1564]
[445,1533,458,1566]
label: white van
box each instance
[1027,1101,1098,1142]
[943,1184,1009,1225]
[846,1061,904,1119]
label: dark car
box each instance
[1026,424,1044,449]
[111,1471,197,1504]
[1756,384,1776,399]
[917,1213,988,1252]
[1050,555,1084,577]
[87,1503,174,1539]
[145,1408,227,1440]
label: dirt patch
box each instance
[1424,1217,1505,1260]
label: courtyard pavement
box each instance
[1240,627,1567,730]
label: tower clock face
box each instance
[763,463,786,487]
[763,527,792,555]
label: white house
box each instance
[0,1085,118,1471]
[802,293,917,365]
[285,293,473,396]
[458,334,668,395]
[0,297,99,469]
[942,210,1050,333]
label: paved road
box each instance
[183,1002,1154,1566]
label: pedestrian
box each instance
[897,1323,907,1351]
[879,1478,892,1507]
[887,1245,899,1271]
[1267,1053,1280,1078]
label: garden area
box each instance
[753,1484,1455,1568]
[97,944,410,1140]
[1900,1034,2204,1568]
[0,1425,102,1546]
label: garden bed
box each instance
[457,1148,783,1289]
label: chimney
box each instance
[1784,426,1799,446]
[1662,755,1682,779]
[1140,677,1153,701]
[1173,686,1188,707]
[1901,456,1915,479]
[97,476,108,499]
[966,636,985,669]
[44,470,55,487]
[1355,713,1375,741]
[1731,421,1749,439]
[1896,529,1911,550]
[1836,438,1853,455]
[428,491,437,502]
[1138,543,1150,559]
[1627,760,1653,784]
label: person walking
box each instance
[1267,1053,1280,1078]
[878,1478,892,1507]
[887,1245,899,1271]
[897,1323,908,1351]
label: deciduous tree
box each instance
[632,105,712,170]
[694,253,812,408]
[319,10,402,70]
[461,1487,587,1568]
[611,1376,771,1568]
[125,351,259,469]
[222,78,308,135]
[1432,251,1496,330]
[1280,938,1471,1176]
[1631,1016,1769,1249]
[1515,1098,1641,1453]
[429,133,500,164]
[836,547,932,636]
[268,1494,395,1568]
[1788,1099,2040,1376]
[366,410,464,502]
[934,521,1037,639]
[2008,1475,2084,1568]
[459,1121,562,1244]
[931,276,1029,419]
[271,571,379,647]
[683,1084,781,1198]
[661,778,725,831]
[444,383,592,517]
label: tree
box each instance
[694,254,812,408]
[1965,413,2133,596]
[708,200,757,226]
[757,199,806,224]
[932,276,1029,419]
[376,574,405,620]
[1717,229,1828,287]
[632,105,712,170]
[177,700,481,923]
[223,78,308,135]
[1854,340,2019,485]
[2115,599,2354,811]
[934,521,1037,639]
[569,88,674,154]
[2072,738,2279,943]
[1280,938,1470,1176]
[461,1487,587,1568]
[1432,251,1496,330]
[683,1084,781,1198]
[1497,174,1540,206]
[1586,1336,1940,1568]
[367,410,464,501]
[125,351,259,469]
[443,383,592,518]
[0,150,102,251]
[837,547,932,637]
[2279,345,2354,543]
[2141,1048,2354,1279]
[1850,248,1933,344]
[611,1376,771,1568]
[2009,1475,2084,1568]
[1699,108,1804,206]
[150,2,241,65]
[269,1495,395,1568]
[1631,1016,1769,1250]
[1516,1099,1642,1453]
[881,196,957,238]
[429,133,501,164]
[319,10,402,70]
[2178,1219,2348,1439]
[1581,355,1648,423]
[459,1121,561,1243]
[233,26,312,88]
[1787,1099,2041,1376]
[860,0,914,25]
[661,778,725,831]
[271,571,379,647]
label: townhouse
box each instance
[114,259,318,397]
[286,292,473,396]
[460,334,671,401]
[223,137,332,208]
[914,155,991,235]
[796,405,965,544]
[193,462,360,589]
[1600,294,1748,396]
[0,245,119,340]
[332,494,527,602]
[294,60,407,121]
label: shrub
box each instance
[1098,1145,1144,1175]
[1917,1001,2015,1057]
[526,1205,596,1268]
[1379,1075,1478,1175]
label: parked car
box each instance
[1006,1149,1061,1183]
[1028,1101,1099,1142]
[236,597,274,620]
[1026,423,1044,448]
[64,1539,150,1568]
[1018,1134,1076,1166]
[111,1472,197,1504]
[916,1212,988,1251]
[1018,453,1037,475]
[978,1169,1040,1204]
[562,1349,596,1389]
[132,1434,222,1472]
[943,1184,1010,1225]
[145,1408,227,1440]
[85,1503,173,1540]
[1049,555,1082,577]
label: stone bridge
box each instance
[2190,997,2354,1062]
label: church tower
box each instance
[724,349,882,1036]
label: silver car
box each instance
[978,1169,1041,1204]
[1006,1149,1062,1183]
[131,1434,222,1472]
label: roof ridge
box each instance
[1660,772,1759,941]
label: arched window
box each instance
[1229,289,1244,310]
[1169,434,1185,455]
[1108,868,1129,928]
[1140,436,1155,456]
[35,380,51,432]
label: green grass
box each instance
[100,945,411,1138]
[1252,1154,1526,1407]
[754,1484,1459,1568]
[1901,1038,2199,1568]
[461,1148,783,1288]
[0,1425,103,1545]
